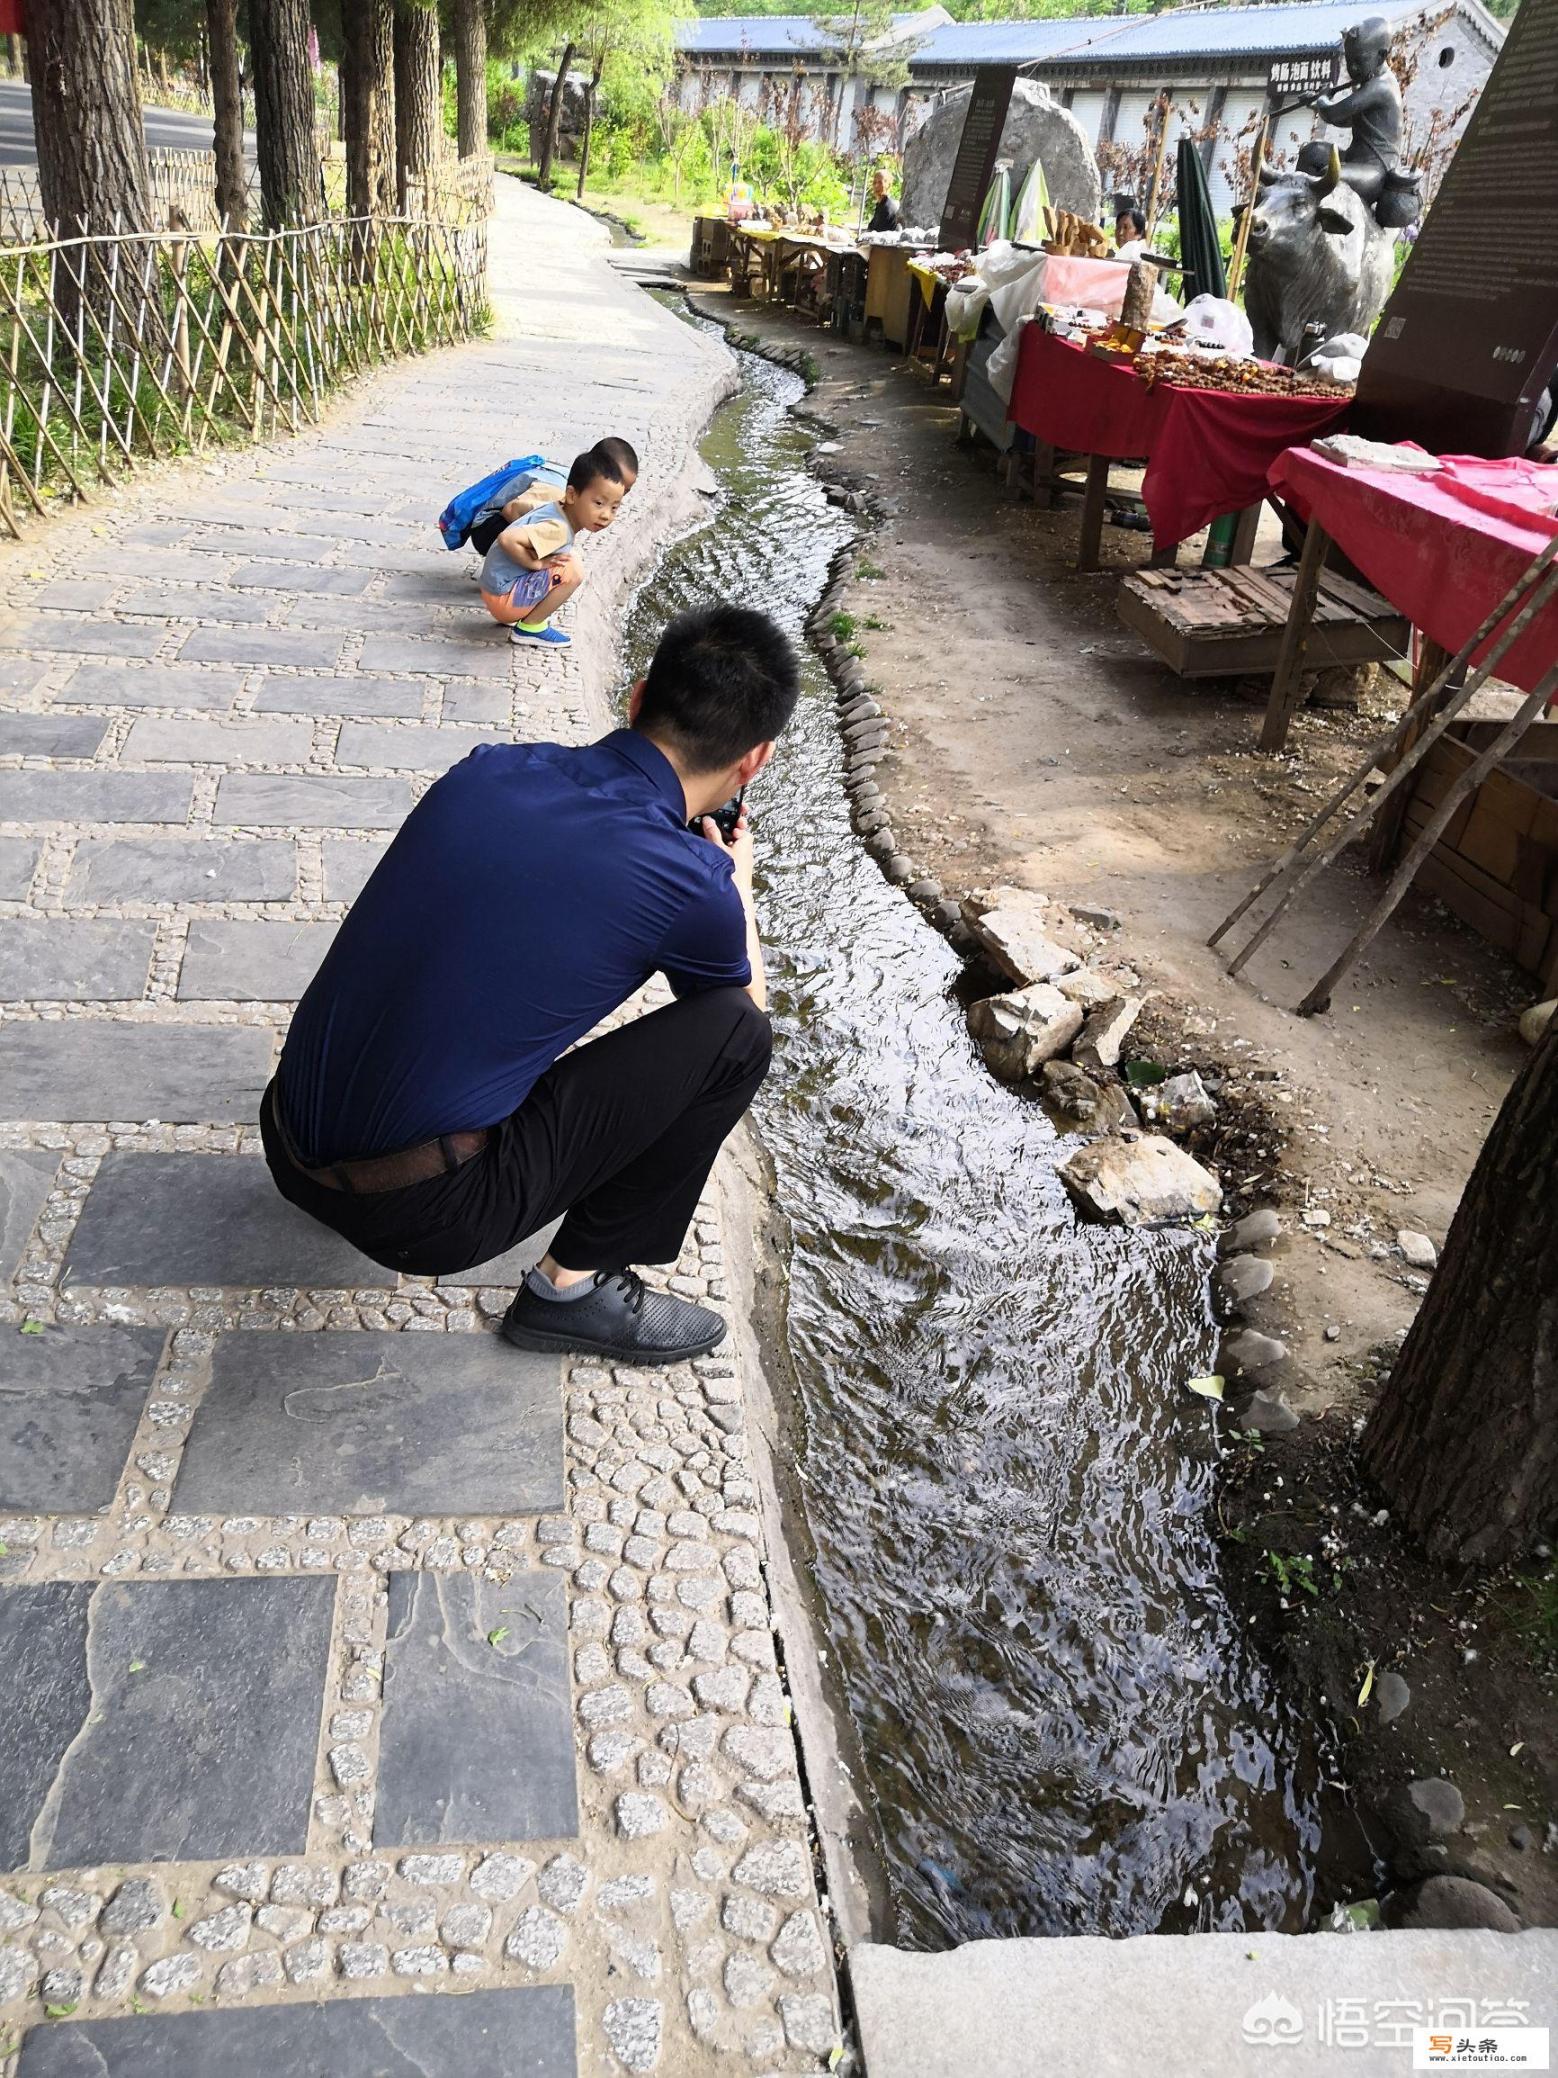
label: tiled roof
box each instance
[679,11,941,56]
[1040,0,1467,66]
[908,18,1094,69]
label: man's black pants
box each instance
[262,988,771,1280]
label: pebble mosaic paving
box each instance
[0,177,842,2073]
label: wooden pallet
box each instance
[1118,564,1409,679]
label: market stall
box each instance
[863,242,936,351]
[1007,326,1350,570]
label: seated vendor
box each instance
[867,167,900,234]
[1114,204,1147,260]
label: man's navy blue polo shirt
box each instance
[277,730,750,1164]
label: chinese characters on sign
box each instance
[1243,1995,1541,2056]
[1267,53,1343,104]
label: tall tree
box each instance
[534,39,575,190]
[28,0,151,235]
[205,0,248,229]
[341,0,397,216]
[393,0,442,208]
[249,0,319,224]
[449,0,486,158]
[569,0,675,201]
[1362,1018,1558,1567]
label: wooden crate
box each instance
[1397,731,1558,989]
[1118,565,1409,679]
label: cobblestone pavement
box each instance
[0,178,844,2075]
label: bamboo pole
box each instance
[1227,114,1269,303]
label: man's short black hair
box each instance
[594,436,639,477]
[569,447,624,493]
[1118,206,1146,238]
[636,606,799,773]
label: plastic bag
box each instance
[1179,295,1254,357]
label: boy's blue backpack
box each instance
[437,454,545,551]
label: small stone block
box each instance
[0,770,192,825]
[214,772,412,830]
[0,920,157,1002]
[67,837,296,905]
[0,714,108,758]
[0,1021,273,1125]
[0,1323,164,1513]
[178,919,337,1000]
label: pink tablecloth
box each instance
[1007,328,1348,549]
[1268,448,1558,694]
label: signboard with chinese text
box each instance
[1266,52,1342,106]
[939,67,1017,252]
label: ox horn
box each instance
[1307,143,1342,198]
[1257,163,1279,187]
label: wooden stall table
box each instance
[863,243,933,351]
[827,247,869,337]
[1007,327,1349,573]
[905,259,958,385]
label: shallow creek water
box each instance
[615,319,1350,1948]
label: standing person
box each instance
[262,606,799,1365]
[477,448,625,649]
[867,166,899,233]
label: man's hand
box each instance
[699,805,764,1010]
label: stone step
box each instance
[0,1022,274,1126]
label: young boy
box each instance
[466,437,638,579]
[479,448,628,649]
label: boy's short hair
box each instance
[636,606,799,773]
[594,436,639,478]
[568,448,625,493]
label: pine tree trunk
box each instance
[576,67,600,201]
[536,42,574,191]
[27,0,151,236]
[451,0,487,159]
[393,2,441,213]
[205,0,248,231]
[1361,1018,1558,1567]
[249,0,319,226]
[341,0,397,219]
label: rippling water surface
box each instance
[616,319,1338,1947]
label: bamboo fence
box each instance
[0,212,489,540]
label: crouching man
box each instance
[262,604,798,1365]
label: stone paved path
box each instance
[0,178,843,2075]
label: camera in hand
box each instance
[690,791,744,843]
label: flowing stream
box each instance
[616,316,1358,1947]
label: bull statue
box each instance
[1243,147,1396,365]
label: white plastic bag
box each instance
[1180,294,1254,356]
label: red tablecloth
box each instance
[1269,447,1558,695]
[1007,327,1349,549]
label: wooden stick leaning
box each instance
[1227,118,1268,303]
[1209,532,1558,963]
[1297,659,1558,1015]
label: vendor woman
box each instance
[867,167,899,233]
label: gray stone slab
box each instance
[57,662,242,710]
[33,579,118,612]
[250,672,424,717]
[321,838,390,904]
[851,1930,1558,2078]
[336,722,497,772]
[444,680,516,725]
[283,596,452,636]
[122,717,314,765]
[178,918,335,1000]
[214,772,412,829]
[64,1152,395,1289]
[0,771,192,823]
[173,1329,565,1516]
[0,1575,334,1872]
[0,1020,273,1124]
[182,528,337,560]
[17,1986,577,2077]
[0,836,39,899]
[117,586,278,624]
[359,632,509,678]
[178,625,345,670]
[0,657,48,694]
[439,1218,560,1290]
[0,920,155,1000]
[230,561,376,595]
[66,836,296,904]
[0,1322,165,1512]
[0,619,165,658]
[0,713,108,758]
[0,1147,55,1280]
[289,511,418,546]
[376,1568,577,1848]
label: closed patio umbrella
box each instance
[976,164,1012,248]
[1176,136,1226,304]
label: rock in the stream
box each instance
[1220,1208,1281,1255]
[1405,1777,1465,1841]
[968,985,1083,1081]
[1060,1134,1221,1225]
[1396,1229,1438,1269]
[1518,997,1555,1047]
[1055,967,1125,1008]
[1375,1671,1410,1724]
[1241,1387,1299,1434]
[1039,1060,1138,1131]
[1072,996,1143,1073]
[1140,1069,1216,1133]
[1222,1329,1288,1374]
[961,888,1080,986]
[1216,1254,1274,1311]
[1395,1876,1520,1934]
[1070,903,1120,931]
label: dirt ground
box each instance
[691,283,1557,1929]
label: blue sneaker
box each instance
[510,622,570,648]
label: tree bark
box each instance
[393,1,441,213]
[341,0,397,219]
[535,41,574,191]
[1361,1017,1558,1567]
[27,0,151,236]
[576,63,601,201]
[451,0,487,159]
[249,0,320,226]
[205,0,248,231]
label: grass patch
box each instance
[855,559,886,579]
[829,610,856,642]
